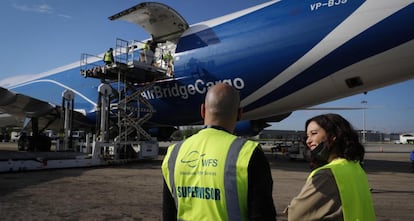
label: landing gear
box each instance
[18,134,51,151]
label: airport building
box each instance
[257,129,409,144]
[257,130,305,142]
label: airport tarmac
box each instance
[0,142,413,220]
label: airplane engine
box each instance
[234,120,271,137]
[18,134,51,152]
[234,113,292,137]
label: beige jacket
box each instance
[287,168,343,221]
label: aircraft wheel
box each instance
[118,145,137,159]
[27,135,52,151]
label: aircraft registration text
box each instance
[310,0,348,11]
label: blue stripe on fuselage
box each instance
[173,0,364,115]
[243,3,414,112]
[11,68,100,113]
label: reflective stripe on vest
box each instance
[224,137,247,221]
[167,141,184,207]
[166,137,249,220]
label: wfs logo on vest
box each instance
[180,150,218,168]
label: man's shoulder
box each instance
[243,139,260,148]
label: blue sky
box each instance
[0,0,413,133]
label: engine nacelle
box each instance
[234,120,271,137]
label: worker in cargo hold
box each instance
[285,113,376,221]
[162,83,276,221]
[139,40,154,64]
[163,51,174,77]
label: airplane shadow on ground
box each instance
[363,159,413,174]
[0,159,165,198]
[0,147,167,197]
[0,167,88,197]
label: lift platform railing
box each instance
[80,53,104,77]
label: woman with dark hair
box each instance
[285,113,376,221]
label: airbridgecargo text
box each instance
[141,78,245,100]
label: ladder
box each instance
[114,79,156,142]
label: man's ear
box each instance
[201,103,206,119]
[237,108,243,121]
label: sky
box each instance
[0,0,413,133]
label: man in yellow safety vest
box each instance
[103,48,114,65]
[162,83,276,221]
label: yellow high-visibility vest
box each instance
[162,128,258,221]
[103,51,113,62]
[309,158,376,221]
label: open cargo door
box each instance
[108,2,189,43]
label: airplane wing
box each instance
[0,87,55,119]
[108,2,189,42]
[0,113,22,127]
[0,87,92,130]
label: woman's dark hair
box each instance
[305,113,365,162]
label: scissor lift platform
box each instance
[81,61,170,84]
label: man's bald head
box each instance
[202,83,241,131]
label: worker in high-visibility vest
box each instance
[162,83,276,221]
[139,40,155,64]
[163,51,174,76]
[103,48,114,65]
[286,113,376,221]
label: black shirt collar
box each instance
[204,125,231,134]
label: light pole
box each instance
[361,100,368,143]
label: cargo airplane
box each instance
[1,0,413,149]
